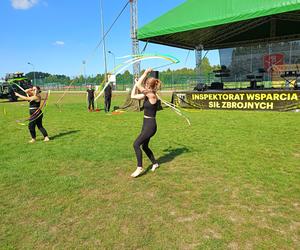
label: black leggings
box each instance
[28,111,48,139]
[105,96,111,112]
[88,98,94,110]
[133,118,157,167]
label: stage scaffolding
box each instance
[218,40,300,88]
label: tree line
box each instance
[25,58,220,86]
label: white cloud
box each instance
[53,41,65,46]
[11,0,39,10]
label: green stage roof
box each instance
[138,0,300,50]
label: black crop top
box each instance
[29,100,40,109]
[143,96,157,117]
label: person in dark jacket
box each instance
[86,85,95,112]
[104,83,112,112]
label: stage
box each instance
[171,89,300,111]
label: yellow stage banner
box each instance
[172,90,300,111]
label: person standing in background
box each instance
[104,83,112,112]
[86,85,95,112]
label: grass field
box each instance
[0,92,300,249]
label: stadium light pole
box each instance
[27,62,35,85]
[100,0,108,82]
[108,51,116,70]
[82,60,87,85]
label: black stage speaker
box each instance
[149,71,159,79]
[210,82,223,90]
[250,80,257,89]
[194,83,207,91]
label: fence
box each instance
[37,74,296,92]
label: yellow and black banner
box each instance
[172,90,300,111]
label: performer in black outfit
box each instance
[104,83,112,112]
[15,86,49,143]
[86,85,95,111]
[130,68,160,177]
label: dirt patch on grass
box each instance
[292,152,300,158]
[176,212,201,223]
[203,228,222,239]
[228,241,239,250]
[228,213,246,225]
[181,242,200,250]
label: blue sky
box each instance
[1,0,220,77]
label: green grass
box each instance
[0,92,300,249]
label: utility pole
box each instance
[27,62,35,85]
[130,0,140,81]
[82,60,87,85]
[100,0,108,82]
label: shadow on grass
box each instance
[139,146,190,177]
[157,147,190,164]
[50,130,80,140]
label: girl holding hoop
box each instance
[15,86,50,143]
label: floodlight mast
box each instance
[100,0,108,82]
